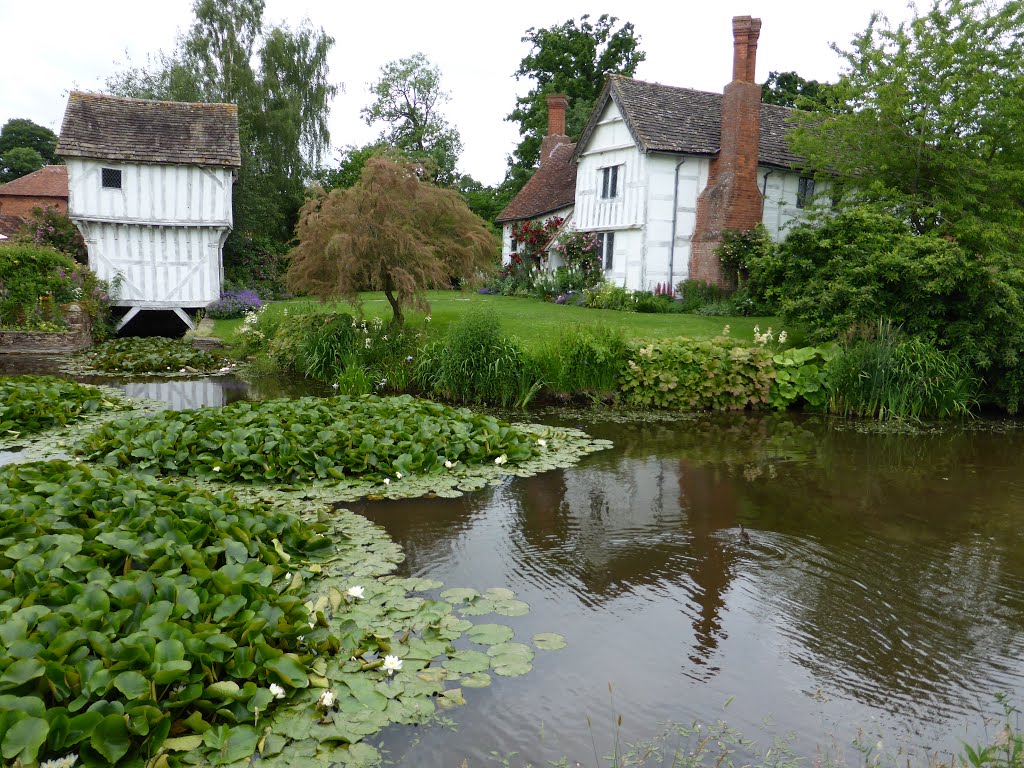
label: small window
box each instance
[102,168,122,189]
[797,177,815,209]
[510,236,518,254]
[600,231,615,271]
[601,165,620,199]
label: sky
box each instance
[0,0,920,187]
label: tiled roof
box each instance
[496,140,577,223]
[576,75,804,170]
[0,165,68,198]
[57,91,241,168]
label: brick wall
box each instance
[0,196,67,218]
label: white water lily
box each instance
[212,466,221,472]
[347,585,365,599]
[383,478,390,486]
[494,454,508,466]
[382,655,403,675]
[395,471,403,479]
[444,459,455,469]
[269,683,286,699]
[537,439,547,448]
[317,689,336,709]
[40,756,78,768]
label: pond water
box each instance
[356,413,1024,766]
[6,358,1024,764]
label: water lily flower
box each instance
[537,439,547,448]
[383,655,403,675]
[269,683,286,699]
[495,454,508,465]
[40,755,78,768]
[395,471,403,479]
[444,459,454,469]
[347,585,365,599]
[212,466,221,472]
[383,478,390,486]
[318,689,336,709]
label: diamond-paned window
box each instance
[101,168,122,189]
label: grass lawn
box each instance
[209,290,790,350]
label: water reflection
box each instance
[363,413,1024,767]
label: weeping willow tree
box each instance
[286,157,497,326]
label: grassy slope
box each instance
[210,291,789,350]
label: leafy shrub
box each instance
[0,244,78,328]
[550,229,603,289]
[0,459,332,766]
[16,206,88,263]
[416,309,541,408]
[746,205,1024,412]
[0,376,121,435]
[535,324,629,396]
[206,289,263,319]
[825,324,981,419]
[232,304,282,358]
[619,337,774,411]
[675,279,724,313]
[223,233,290,300]
[717,224,775,288]
[582,283,636,311]
[76,394,539,482]
[768,345,840,410]
[84,337,224,374]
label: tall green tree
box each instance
[0,147,45,183]
[0,119,59,167]
[505,14,645,195]
[761,71,831,110]
[788,0,1024,258]
[287,157,495,326]
[362,54,463,187]
[107,0,337,247]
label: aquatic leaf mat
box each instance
[2,392,611,766]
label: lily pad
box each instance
[439,588,480,604]
[458,672,492,689]
[457,599,496,616]
[493,599,531,617]
[483,587,515,601]
[441,650,491,674]
[466,623,515,645]
[532,633,568,651]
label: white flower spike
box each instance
[347,585,365,599]
[269,683,286,699]
[383,655,403,676]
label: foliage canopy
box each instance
[287,157,496,325]
[0,118,59,182]
[788,0,1024,258]
[362,53,462,187]
[505,14,644,195]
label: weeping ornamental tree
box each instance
[286,157,496,326]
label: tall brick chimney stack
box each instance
[689,16,765,287]
[539,94,569,167]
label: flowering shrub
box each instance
[0,245,79,329]
[16,206,88,263]
[551,229,603,288]
[206,289,263,319]
[510,216,563,266]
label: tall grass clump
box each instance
[416,308,541,409]
[826,322,980,420]
[534,323,629,398]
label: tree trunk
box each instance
[383,275,403,327]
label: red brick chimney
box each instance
[689,16,764,287]
[539,94,569,167]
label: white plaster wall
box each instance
[77,221,224,306]
[761,167,821,240]
[574,99,646,232]
[499,206,573,266]
[66,159,233,226]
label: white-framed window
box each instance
[510,235,518,254]
[599,231,615,270]
[101,168,122,189]
[600,165,621,199]
[797,176,815,209]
